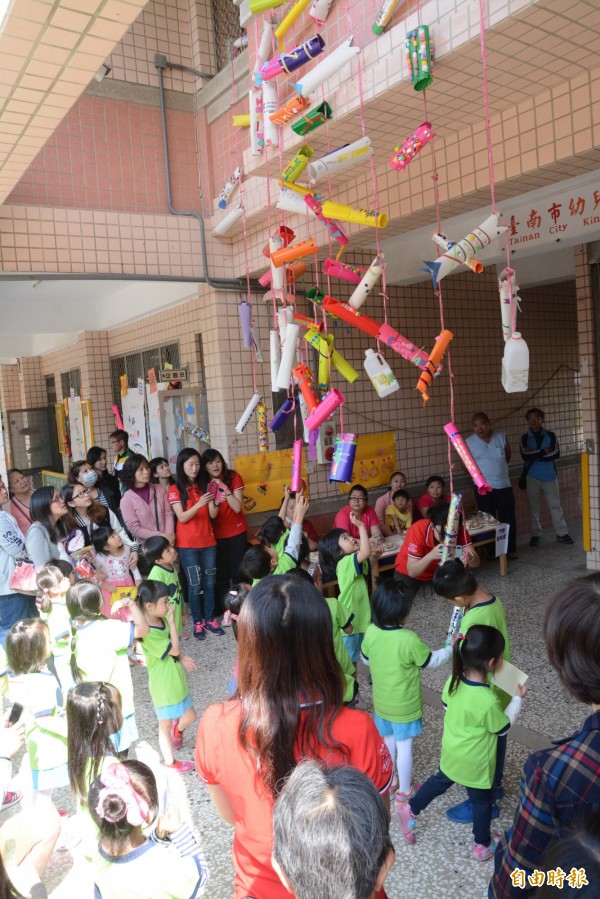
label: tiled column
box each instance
[575,244,600,568]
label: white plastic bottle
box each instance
[501,331,529,393]
[364,349,399,397]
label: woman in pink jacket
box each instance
[119,455,175,545]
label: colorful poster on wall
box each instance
[146,382,167,459]
[234,447,309,515]
[122,388,148,457]
[336,432,397,494]
[67,396,86,459]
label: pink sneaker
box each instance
[472,833,501,861]
[396,801,417,844]
[166,759,195,774]
[1,791,21,810]
[171,719,183,750]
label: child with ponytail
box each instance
[397,625,527,859]
[66,579,148,754]
[36,562,74,691]
[89,760,209,896]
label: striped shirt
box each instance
[489,711,600,898]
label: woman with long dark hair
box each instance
[168,448,221,640]
[25,487,70,570]
[195,575,393,898]
[60,484,136,559]
[119,455,174,546]
[201,448,248,617]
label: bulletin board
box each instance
[67,397,86,459]
[234,447,309,515]
[337,432,397,494]
[122,388,148,457]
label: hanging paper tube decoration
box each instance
[348,255,384,310]
[259,261,307,288]
[322,258,366,284]
[275,0,312,48]
[294,313,321,331]
[329,433,357,483]
[262,81,279,146]
[278,306,294,340]
[259,34,325,81]
[277,187,319,217]
[258,18,277,64]
[310,0,336,24]
[248,90,263,156]
[373,0,404,35]
[290,36,359,97]
[232,114,250,127]
[444,423,493,495]
[281,146,314,183]
[390,123,435,171]
[213,204,244,238]
[218,166,241,209]
[239,302,253,349]
[270,94,311,126]
[263,225,295,257]
[251,322,263,363]
[305,389,345,431]
[321,295,440,374]
[320,200,387,228]
[441,494,464,644]
[293,364,319,413]
[235,394,263,434]
[276,324,300,390]
[291,439,303,492]
[406,25,433,91]
[270,330,281,392]
[423,214,508,289]
[498,267,521,342]
[271,239,318,266]
[432,231,483,277]
[304,327,359,391]
[308,136,374,184]
[269,397,295,431]
[269,236,286,299]
[304,195,349,247]
[257,401,269,452]
[416,329,453,404]
[291,101,332,135]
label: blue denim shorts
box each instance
[342,631,364,663]
[374,715,423,741]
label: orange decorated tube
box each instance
[271,239,318,267]
[416,329,453,403]
[293,364,319,413]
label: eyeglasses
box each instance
[51,495,65,504]
[72,488,90,499]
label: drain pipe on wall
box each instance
[155,53,245,293]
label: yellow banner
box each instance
[337,432,397,494]
[234,447,309,515]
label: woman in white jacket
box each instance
[0,477,39,645]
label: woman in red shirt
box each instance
[168,448,222,641]
[195,575,393,899]
[201,449,248,618]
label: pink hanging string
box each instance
[476,0,518,334]
[412,0,456,490]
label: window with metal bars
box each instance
[110,343,181,408]
[60,368,81,399]
[211,0,244,72]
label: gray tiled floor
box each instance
[37,525,589,899]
